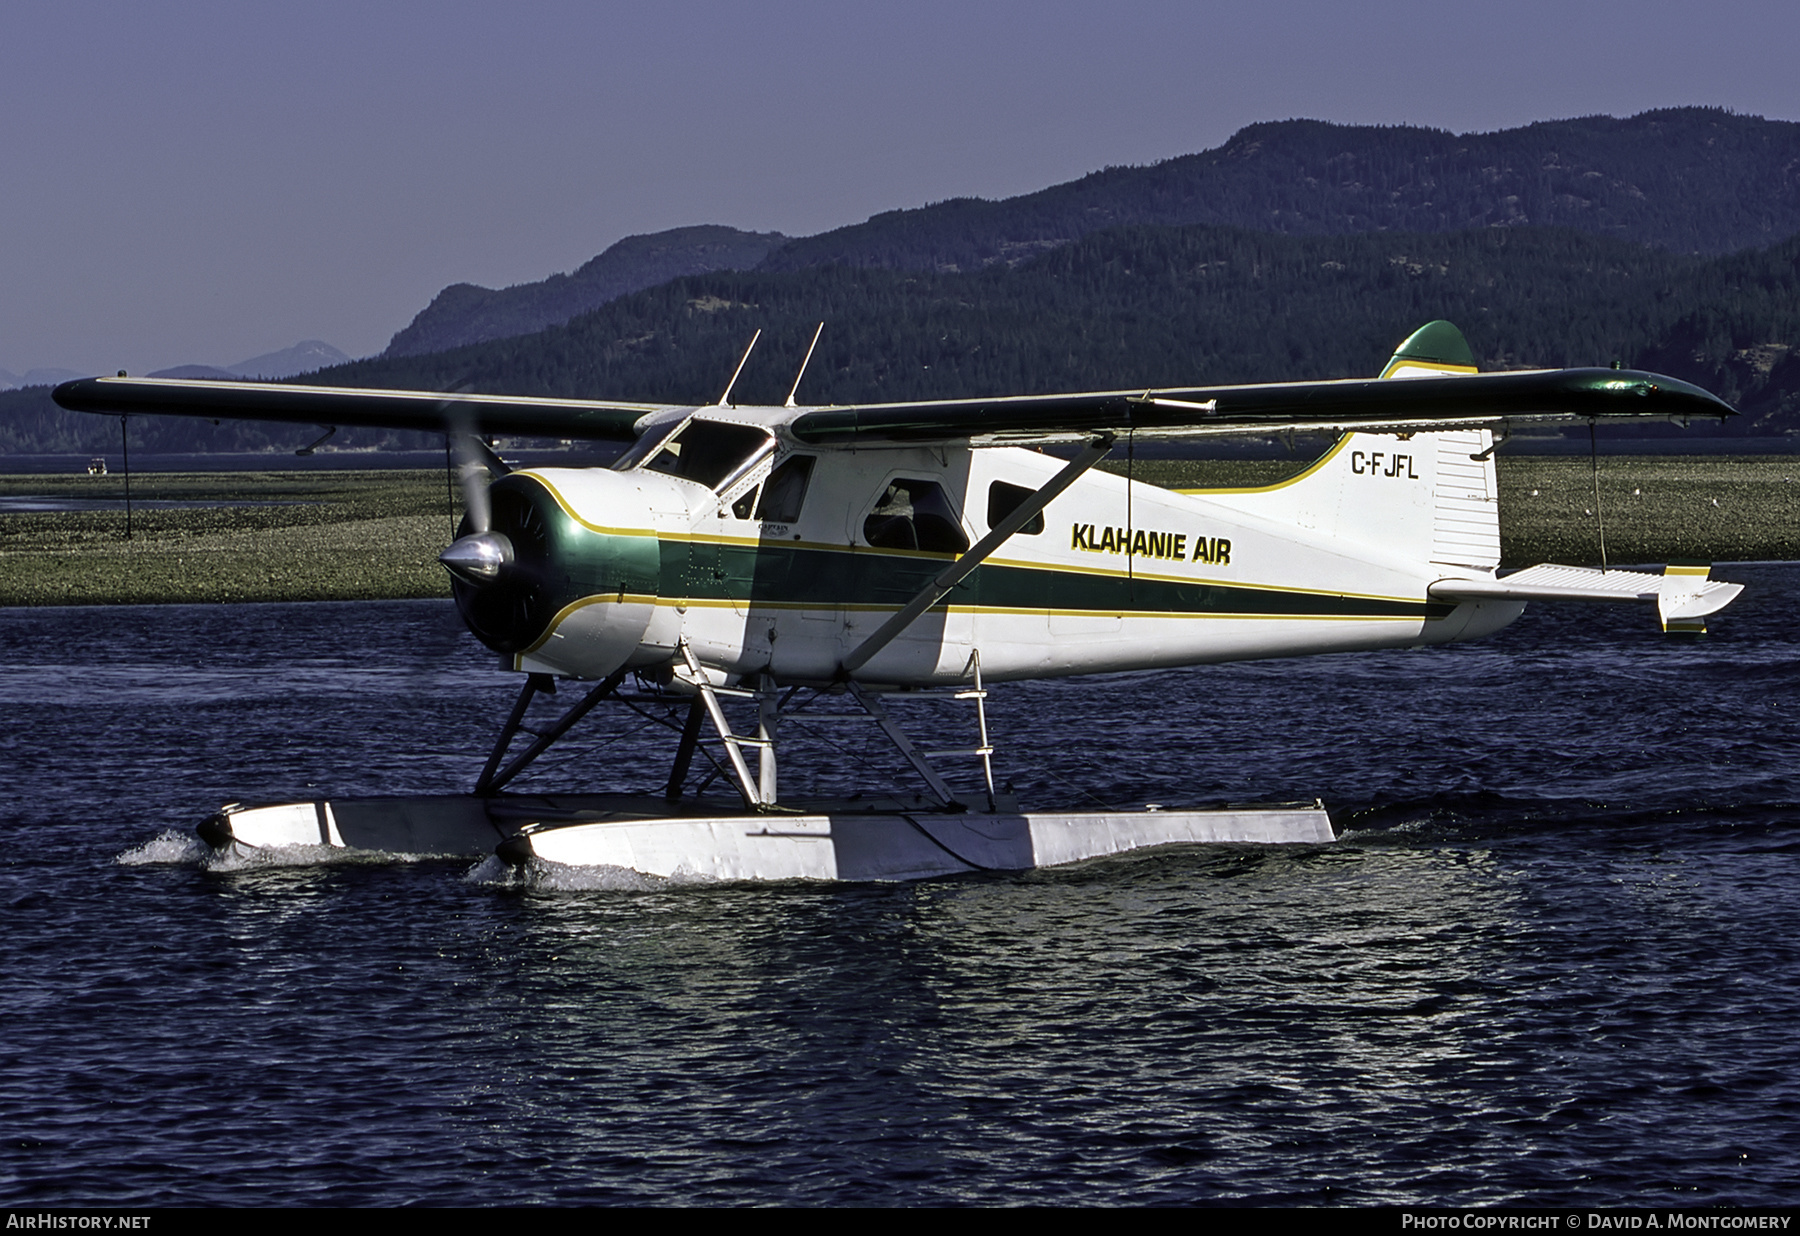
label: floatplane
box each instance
[54,321,1742,880]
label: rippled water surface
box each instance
[2,573,1797,1206]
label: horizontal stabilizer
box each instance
[1430,563,1742,634]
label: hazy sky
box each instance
[4,0,1797,376]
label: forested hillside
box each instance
[766,110,1800,275]
[763,109,1800,274]
[12,220,1794,455]
[330,225,1800,431]
[9,107,1800,456]
[332,226,1728,403]
[375,109,1800,361]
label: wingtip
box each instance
[51,377,104,412]
[1641,370,1738,418]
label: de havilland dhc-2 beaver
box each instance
[54,321,1744,880]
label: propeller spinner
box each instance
[438,450,663,676]
[440,430,514,584]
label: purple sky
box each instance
[4,0,1797,376]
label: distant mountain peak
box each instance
[229,340,351,379]
[141,341,351,383]
[360,107,1800,384]
[0,366,83,391]
[145,364,240,380]
[383,224,788,358]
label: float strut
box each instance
[848,683,959,809]
[475,668,627,796]
[678,641,766,809]
[476,674,553,793]
[665,696,706,801]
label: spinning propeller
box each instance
[435,415,557,654]
[439,417,513,585]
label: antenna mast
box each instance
[784,322,825,408]
[716,330,762,407]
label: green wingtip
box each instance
[1390,320,1476,369]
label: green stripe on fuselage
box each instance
[655,538,1449,620]
[518,470,1444,623]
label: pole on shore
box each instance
[120,414,132,541]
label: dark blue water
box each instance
[1,573,1797,1206]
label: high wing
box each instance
[51,375,677,442]
[789,368,1734,447]
[54,322,1733,445]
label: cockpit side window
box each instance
[755,455,815,522]
[729,453,814,522]
[987,481,1045,535]
[629,419,773,490]
[863,478,969,554]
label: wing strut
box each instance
[841,433,1116,677]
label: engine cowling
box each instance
[445,469,663,678]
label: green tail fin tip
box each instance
[1382,321,1477,378]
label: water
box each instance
[1,575,1797,1206]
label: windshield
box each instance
[610,418,684,472]
[614,418,774,490]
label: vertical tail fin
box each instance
[1200,323,1500,571]
[1379,320,1480,379]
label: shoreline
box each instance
[3,457,1794,606]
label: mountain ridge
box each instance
[759,108,1800,274]
[383,225,788,358]
[372,108,1800,362]
[9,220,1798,454]
[9,107,1800,453]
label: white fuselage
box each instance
[486,410,1523,688]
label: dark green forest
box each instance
[349,224,1800,426]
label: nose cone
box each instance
[448,468,662,660]
[439,531,514,585]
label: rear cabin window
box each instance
[987,481,1045,535]
[863,478,969,554]
[634,419,773,489]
